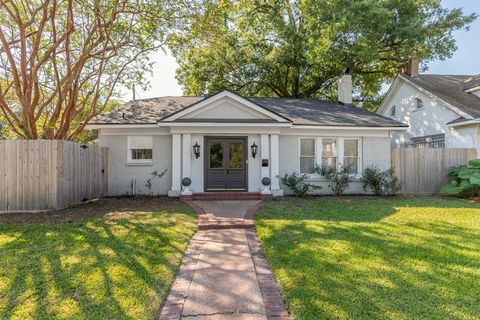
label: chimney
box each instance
[402,58,419,78]
[338,74,352,104]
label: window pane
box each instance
[229,143,244,169]
[209,143,223,168]
[300,157,315,174]
[131,149,152,160]
[416,98,423,109]
[344,140,358,157]
[322,157,337,170]
[344,157,358,174]
[322,139,337,157]
[300,139,315,156]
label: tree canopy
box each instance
[171,0,477,109]
[0,0,186,140]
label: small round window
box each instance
[415,98,423,110]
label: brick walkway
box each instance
[158,201,291,320]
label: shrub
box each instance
[440,159,480,197]
[316,165,352,196]
[145,169,168,193]
[278,172,321,197]
[361,166,401,196]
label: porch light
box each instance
[250,142,258,159]
[193,142,201,159]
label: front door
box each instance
[205,137,247,191]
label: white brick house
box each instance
[87,76,406,197]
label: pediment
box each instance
[179,96,272,120]
[160,90,289,123]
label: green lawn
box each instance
[0,197,197,320]
[255,197,480,320]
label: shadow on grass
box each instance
[256,197,480,320]
[0,197,197,319]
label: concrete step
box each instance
[191,192,263,201]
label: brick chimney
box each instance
[337,74,352,104]
[402,58,419,78]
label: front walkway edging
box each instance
[158,231,206,320]
[246,229,292,320]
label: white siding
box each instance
[382,81,458,145]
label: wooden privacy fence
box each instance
[0,140,108,212]
[391,148,477,194]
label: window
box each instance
[343,139,359,174]
[390,105,396,117]
[415,98,423,110]
[411,134,445,148]
[131,149,152,160]
[300,138,315,174]
[127,136,153,163]
[322,139,337,170]
[299,137,362,176]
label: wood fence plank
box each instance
[0,141,5,211]
[16,140,24,210]
[39,140,47,210]
[5,141,17,211]
[57,141,66,209]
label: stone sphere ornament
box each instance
[261,177,271,186]
[181,177,192,187]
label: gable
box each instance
[160,90,290,123]
[379,76,472,120]
[178,96,272,120]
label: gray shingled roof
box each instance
[91,94,406,127]
[248,97,405,127]
[404,74,480,118]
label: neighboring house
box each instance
[87,75,406,196]
[377,60,480,154]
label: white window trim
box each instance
[341,138,362,177]
[299,137,316,174]
[127,136,153,166]
[298,137,362,179]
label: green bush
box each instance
[316,165,352,196]
[440,159,480,196]
[361,166,401,196]
[278,172,321,197]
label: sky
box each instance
[124,0,480,101]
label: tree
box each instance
[0,0,182,140]
[171,0,476,109]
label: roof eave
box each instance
[447,118,480,127]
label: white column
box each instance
[260,134,269,179]
[270,134,280,190]
[182,133,191,181]
[171,134,181,193]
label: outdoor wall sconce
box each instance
[193,142,201,159]
[250,142,258,158]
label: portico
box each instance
[167,127,282,196]
[157,90,287,197]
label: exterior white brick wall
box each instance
[100,135,172,196]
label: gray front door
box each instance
[205,137,247,191]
